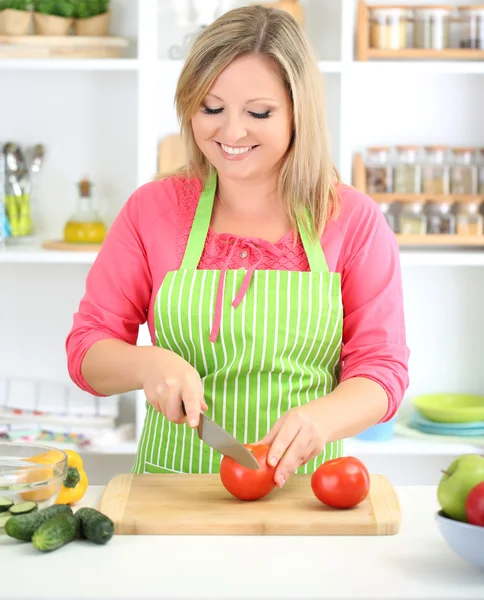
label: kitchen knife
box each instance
[182,403,260,470]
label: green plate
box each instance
[412,393,484,423]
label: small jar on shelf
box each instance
[422,145,450,194]
[369,6,410,50]
[364,146,393,193]
[479,149,484,194]
[378,202,398,232]
[413,5,452,50]
[399,202,427,234]
[455,202,484,236]
[450,147,478,195]
[426,202,456,234]
[394,146,422,194]
[458,5,484,49]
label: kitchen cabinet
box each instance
[1,0,484,466]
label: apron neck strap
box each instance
[180,171,330,274]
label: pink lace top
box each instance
[66,175,410,422]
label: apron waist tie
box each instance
[209,234,284,343]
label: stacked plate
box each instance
[410,393,484,438]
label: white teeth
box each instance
[220,143,253,155]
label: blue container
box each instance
[355,418,395,441]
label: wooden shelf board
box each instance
[373,194,484,204]
[0,35,129,59]
[365,48,484,61]
[396,235,484,247]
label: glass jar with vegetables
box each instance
[458,5,484,49]
[413,5,452,50]
[369,6,410,50]
[455,202,484,236]
[422,145,450,195]
[426,201,456,234]
[394,146,422,194]
[399,201,427,234]
[450,148,478,195]
[365,147,393,194]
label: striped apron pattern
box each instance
[133,172,344,475]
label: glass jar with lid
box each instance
[369,6,410,50]
[399,202,427,234]
[413,5,452,50]
[422,145,450,194]
[456,202,484,235]
[394,146,422,194]
[450,148,478,195]
[479,149,484,194]
[458,5,484,49]
[365,147,393,193]
[379,202,397,232]
[426,202,456,234]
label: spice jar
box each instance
[365,147,393,193]
[456,202,484,235]
[369,6,409,50]
[479,149,484,194]
[394,146,422,194]
[399,202,427,234]
[379,202,397,232]
[422,146,450,194]
[426,202,456,234]
[458,5,484,49]
[413,5,452,50]
[450,148,478,195]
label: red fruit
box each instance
[466,481,484,526]
[219,443,276,501]
[311,456,371,509]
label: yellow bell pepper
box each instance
[20,449,64,503]
[55,449,89,505]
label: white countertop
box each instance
[1,485,484,600]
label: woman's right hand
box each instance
[142,347,207,428]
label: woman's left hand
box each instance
[258,403,327,488]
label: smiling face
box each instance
[191,54,293,183]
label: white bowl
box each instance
[436,510,484,570]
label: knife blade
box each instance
[181,403,260,470]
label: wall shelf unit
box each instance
[1,0,484,463]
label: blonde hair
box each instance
[171,5,340,239]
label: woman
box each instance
[66,6,409,488]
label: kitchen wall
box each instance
[1,0,484,487]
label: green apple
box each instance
[438,454,484,522]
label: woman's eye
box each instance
[202,105,223,115]
[249,110,271,119]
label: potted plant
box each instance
[74,0,111,36]
[33,0,75,35]
[1,0,32,36]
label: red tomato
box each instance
[311,456,370,509]
[466,481,484,526]
[219,443,276,501]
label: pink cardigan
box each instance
[66,176,410,422]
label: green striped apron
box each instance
[133,173,343,475]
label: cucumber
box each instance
[0,496,14,513]
[0,513,11,529]
[32,514,79,553]
[76,507,114,545]
[5,504,73,541]
[8,501,38,515]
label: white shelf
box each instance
[0,244,97,265]
[75,435,482,456]
[0,58,140,71]
[3,243,484,267]
[351,60,484,74]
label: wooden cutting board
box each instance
[98,473,401,536]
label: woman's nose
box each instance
[220,112,248,144]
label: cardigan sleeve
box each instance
[65,186,156,396]
[337,193,410,422]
